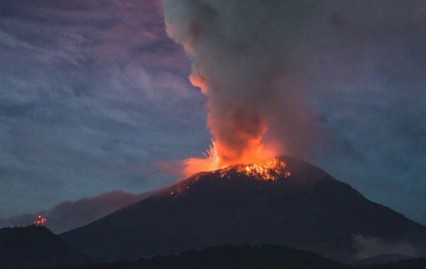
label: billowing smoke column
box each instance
[163,0,317,175]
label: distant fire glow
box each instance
[34,215,47,226]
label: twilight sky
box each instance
[0,0,425,225]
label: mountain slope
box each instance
[62,156,426,261]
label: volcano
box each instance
[61,156,426,261]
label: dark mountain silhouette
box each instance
[62,156,426,261]
[48,244,350,269]
[41,244,426,269]
[0,226,92,269]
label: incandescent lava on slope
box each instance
[189,157,291,182]
[216,158,291,181]
[169,157,292,197]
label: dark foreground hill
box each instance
[49,244,350,269]
[62,156,426,261]
[0,226,92,269]
[45,244,426,269]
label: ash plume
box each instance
[163,0,319,167]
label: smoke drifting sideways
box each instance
[163,0,320,176]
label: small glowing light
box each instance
[33,215,47,226]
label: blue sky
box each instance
[0,0,425,224]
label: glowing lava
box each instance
[182,139,278,178]
[172,158,291,197]
[185,156,291,182]
[217,158,291,181]
[33,215,47,226]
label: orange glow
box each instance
[189,74,208,94]
[180,63,282,179]
[182,138,279,178]
[33,215,47,226]
[169,158,290,198]
[217,158,291,181]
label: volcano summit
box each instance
[62,156,426,261]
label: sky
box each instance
[0,0,425,226]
